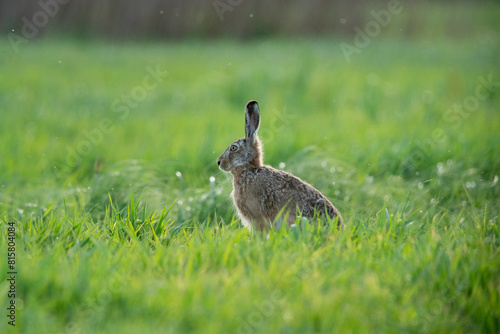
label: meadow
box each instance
[0,32,499,333]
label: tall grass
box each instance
[1,192,498,333]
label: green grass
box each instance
[0,33,499,333]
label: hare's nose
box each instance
[217,159,221,166]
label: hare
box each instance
[217,100,343,231]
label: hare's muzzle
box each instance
[217,156,225,171]
[217,154,230,172]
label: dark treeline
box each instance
[0,0,495,40]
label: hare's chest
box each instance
[232,184,262,219]
[232,185,268,231]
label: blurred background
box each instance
[1,0,499,41]
[0,0,499,221]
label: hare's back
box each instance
[256,166,331,209]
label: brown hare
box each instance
[217,101,343,231]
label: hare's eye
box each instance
[230,145,238,152]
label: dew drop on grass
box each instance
[465,181,476,189]
[492,175,498,187]
[279,162,286,169]
[437,162,444,176]
[175,171,182,179]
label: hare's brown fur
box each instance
[218,101,342,231]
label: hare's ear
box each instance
[245,100,260,142]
